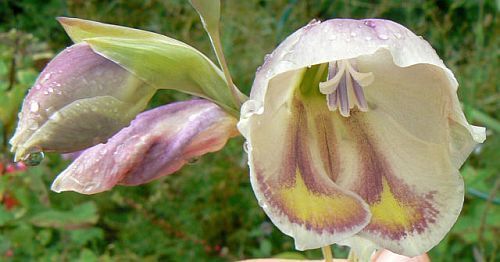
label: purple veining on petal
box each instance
[51,99,237,194]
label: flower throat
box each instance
[297,60,373,118]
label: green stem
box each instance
[209,30,243,108]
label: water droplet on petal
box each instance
[306,19,320,27]
[258,200,268,209]
[28,121,39,130]
[364,20,376,28]
[350,32,357,37]
[188,157,200,165]
[45,106,55,115]
[83,182,97,193]
[40,72,52,84]
[30,101,39,113]
[243,141,250,153]
[241,100,264,118]
[23,151,44,166]
[378,34,389,40]
[365,36,372,41]
[48,87,54,93]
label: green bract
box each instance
[59,17,242,115]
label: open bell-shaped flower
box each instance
[237,19,486,257]
[10,42,155,162]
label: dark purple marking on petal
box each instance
[314,113,340,182]
[344,112,440,241]
[253,98,369,234]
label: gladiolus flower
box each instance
[237,19,485,257]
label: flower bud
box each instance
[10,43,155,162]
[51,99,238,194]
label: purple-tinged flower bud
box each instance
[10,43,155,162]
[51,99,238,194]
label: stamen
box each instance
[319,59,373,117]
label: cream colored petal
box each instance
[332,110,464,257]
[356,48,484,168]
[248,19,454,108]
[244,70,371,251]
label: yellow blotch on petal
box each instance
[278,172,361,229]
[370,178,418,230]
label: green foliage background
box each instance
[0,0,498,261]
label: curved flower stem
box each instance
[321,246,333,262]
[210,31,244,108]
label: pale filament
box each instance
[319,60,374,117]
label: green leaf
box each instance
[0,206,15,226]
[58,17,186,46]
[189,0,246,108]
[77,248,98,262]
[30,202,98,229]
[70,227,104,246]
[58,17,239,115]
[0,84,29,126]
[189,0,221,33]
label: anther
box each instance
[319,60,373,117]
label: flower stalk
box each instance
[189,0,246,109]
[210,31,243,108]
[321,246,333,262]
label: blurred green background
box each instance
[0,0,498,261]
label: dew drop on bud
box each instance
[23,152,45,166]
[188,157,200,165]
[243,141,249,153]
[30,101,40,113]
